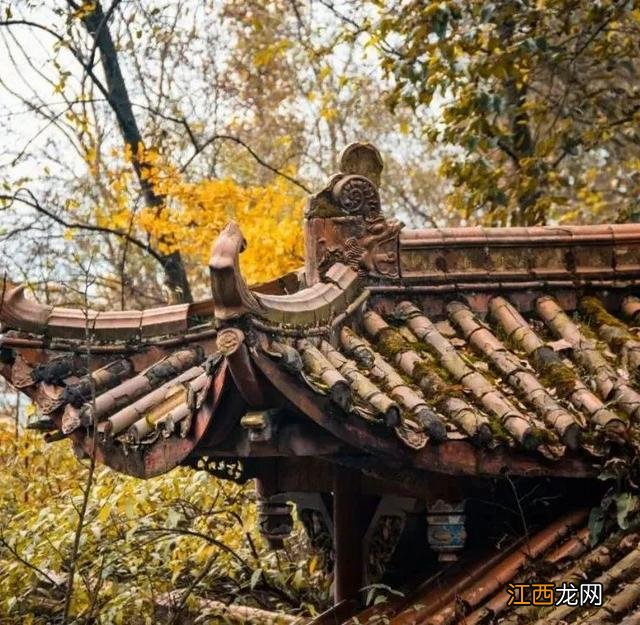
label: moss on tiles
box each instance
[572,313,598,341]
[412,338,434,357]
[538,362,579,399]
[580,297,634,337]
[578,427,606,447]
[412,357,456,388]
[370,326,453,405]
[531,345,582,399]
[376,327,410,360]
[458,345,489,369]
[528,425,557,446]
[491,318,520,352]
[488,417,512,444]
[411,360,436,385]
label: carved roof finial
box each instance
[209,222,263,321]
[339,142,384,189]
[306,142,384,220]
[304,142,402,283]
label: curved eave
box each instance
[0,326,218,355]
[0,284,212,341]
[253,263,360,328]
[0,263,360,340]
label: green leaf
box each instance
[616,493,639,530]
[250,568,262,590]
[480,3,495,22]
[433,9,449,39]
[466,136,479,152]
[588,506,606,546]
[535,37,549,52]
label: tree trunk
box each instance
[79,2,192,302]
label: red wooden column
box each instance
[333,465,364,604]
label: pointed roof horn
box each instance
[209,221,263,321]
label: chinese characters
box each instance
[506,582,603,607]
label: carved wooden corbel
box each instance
[209,222,263,321]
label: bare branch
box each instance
[0,532,60,588]
[182,132,312,193]
[0,190,165,264]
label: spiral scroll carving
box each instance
[332,175,380,218]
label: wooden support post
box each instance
[333,466,364,605]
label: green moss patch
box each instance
[533,346,579,399]
[528,425,557,446]
[488,417,512,444]
[376,327,410,360]
[580,297,633,337]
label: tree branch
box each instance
[0,533,61,588]
[135,527,251,570]
[181,133,312,193]
[69,1,193,302]
[167,553,218,625]
[131,104,312,192]
[0,190,165,264]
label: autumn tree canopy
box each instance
[3,1,637,309]
[1,2,640,623]
[0,0,440,308]
[372,0,640,226]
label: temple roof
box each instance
[337,508,640,625]
[2,143,640,481]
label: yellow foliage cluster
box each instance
[0,423,329,623]
[98,147,305,287]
